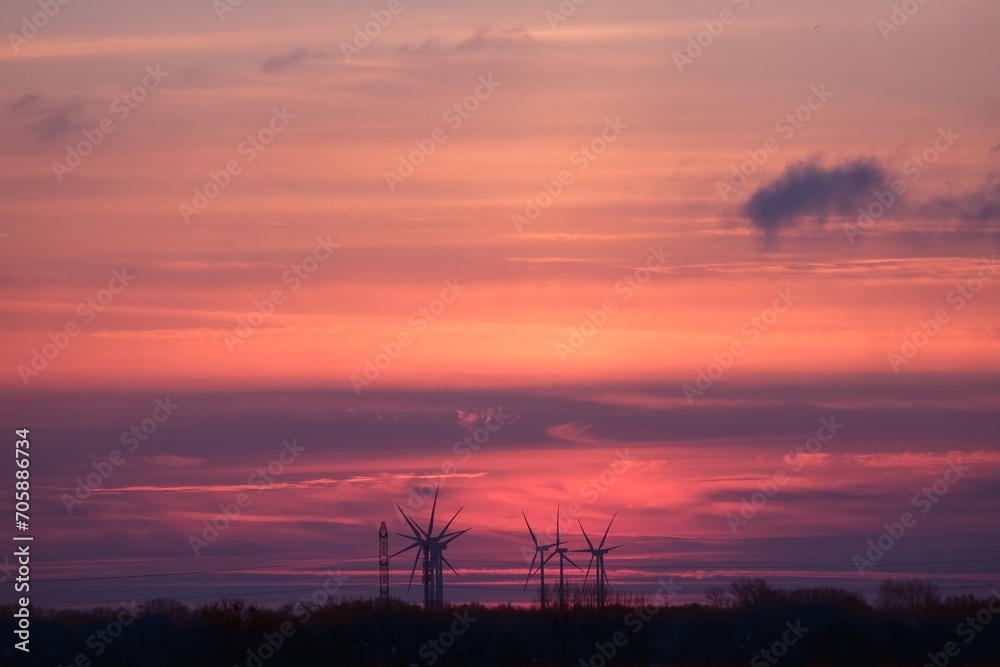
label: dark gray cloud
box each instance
[7,93,85,141]
[260,47,331,72]
[9,93,48,113]
[741,159,887,234]
[32,112,78,139]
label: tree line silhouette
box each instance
[3,578,1000,666]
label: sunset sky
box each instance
[1,0,999,609]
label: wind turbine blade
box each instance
[522,511,539,548]
[524,551,538,591]
[598,512,617,550]
[578,520,595,551]
[561,552,584,571]
[442,555,460,577]
[395,503,418,530]
[438,507,463,537]
[406,546,422,592]
[531,554,554,578]
[394,531,419,540]
[440,527,470,546]
[427,486,440,536]
[389,540,421,559]
[606,545,624,551]
[556,504,561,544]
[396,504,427,540]
[584,554,595,584]
[395,506,418,537]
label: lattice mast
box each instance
[379,521,389,610]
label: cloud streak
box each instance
[260,46,332,72]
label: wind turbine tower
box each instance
[551,505,582,609]
[522,511,557,608]
[575,513,623,608]
[392,488,469,610]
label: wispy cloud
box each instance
[401,27,539,57]
[922,175,1000,224]
[133,455,206,467]
[260,46,333,72]
[455,27,539,54]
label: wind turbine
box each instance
[551,505,582,609]
[392,487,468,610]
[522,511,558,608]
[575,513,623,608]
